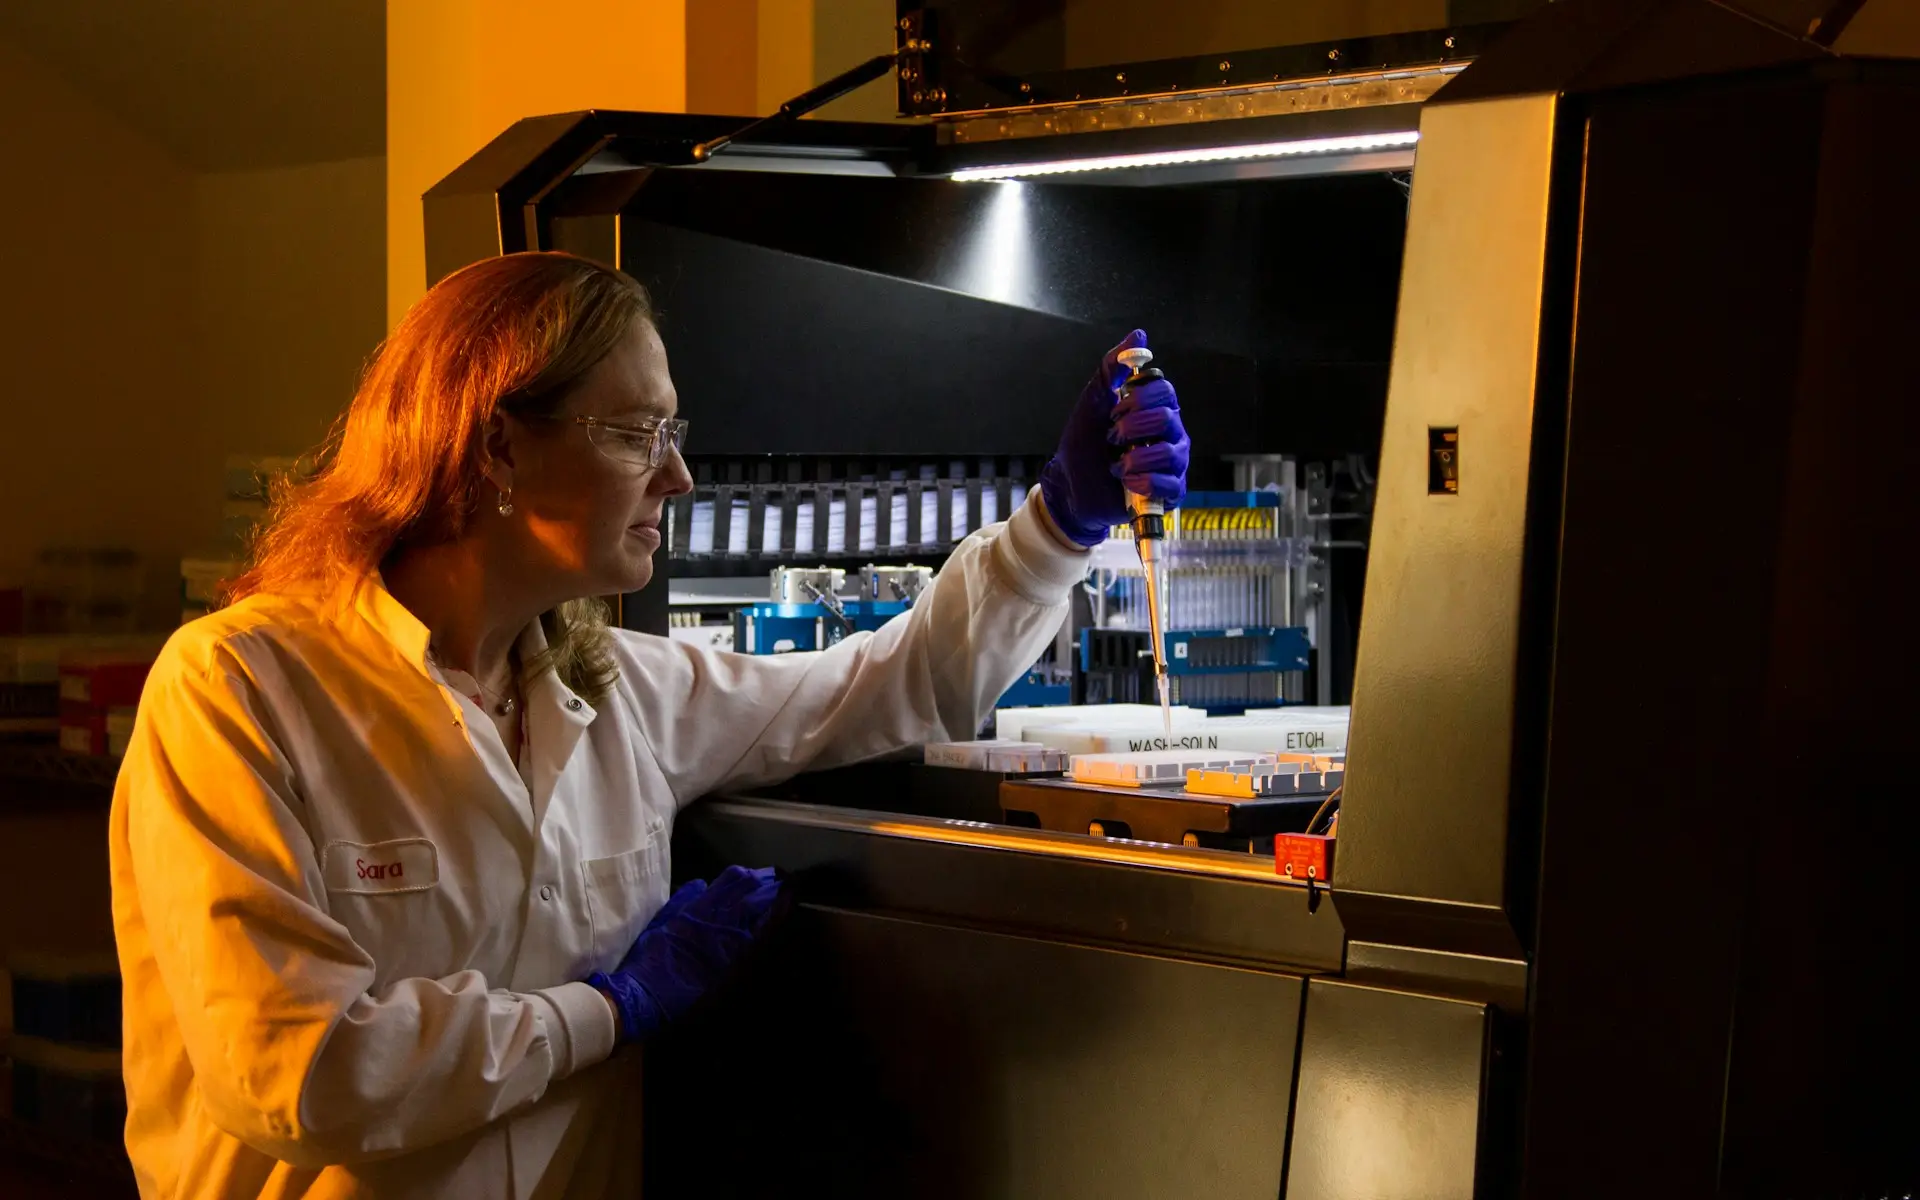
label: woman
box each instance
[109,251,1188,1199]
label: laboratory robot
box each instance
[423,1,1920,1194]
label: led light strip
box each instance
[948,130,1420,182]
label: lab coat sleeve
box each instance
[116,640,617,1169]
[634,486,1090,804]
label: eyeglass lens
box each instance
[586,419,686,467]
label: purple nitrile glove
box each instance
[1038,329,1191,547]
[587,864,790,1044]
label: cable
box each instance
[1303,785,1342,837]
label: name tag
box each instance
[321,838,439,895]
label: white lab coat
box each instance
[109,492,1087,1200]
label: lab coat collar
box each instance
[348,572,436,680]
[516,619,598,728]
[344,572,598,726]
[514,618,596,828]
[345,576,588,700]
[343,574,599,827]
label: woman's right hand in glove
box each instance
[1037,328,1190,547]
[587,864,790,1043]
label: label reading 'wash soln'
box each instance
[1123,734,1222,752]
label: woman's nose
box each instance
[651,445,694,497]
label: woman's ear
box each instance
[481,411,515,493]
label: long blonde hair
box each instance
[227,251,656,700]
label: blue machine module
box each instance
[737,599,1071,713]
[996,669,1071,710]
[1164,627,1311,675]
[1078,625,1311,713]
[733,600,911,654]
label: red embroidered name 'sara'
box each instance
[356,858,404,880]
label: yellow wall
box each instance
[194,156,388,476]
[690,0,761,116]
[811,0,898,122]
[0,37,387,588]
[0,35,201,584]
[752,0,902,123]
[756,0,816,113]
[386,0,693,327]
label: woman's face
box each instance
[500,318,694,598]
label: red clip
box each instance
[1276,833,1335,883]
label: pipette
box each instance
[1115,346,1173,738]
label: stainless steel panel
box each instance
[679,797,1347,972]
[1285,979,1490,1200]
[1337,93,1559,934]
[1514,67,1920,1197]
[1345,939,1526,1013]
[647,905,1307,1199]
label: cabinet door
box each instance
[644,905,1308,1200]
[1285,978,1491,1200]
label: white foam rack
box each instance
[1012,716,1348,757]
[922,740,1071,774]
[1068,749,1280,789]
[993,703,1208,744]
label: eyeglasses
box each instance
[526,414,688,469]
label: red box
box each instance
[1276,833,1335,883]
[58,654,154,708]
[58,703,137,757]
[59,703,108,756]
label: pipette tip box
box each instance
[1068,749,1277,789]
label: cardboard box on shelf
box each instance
[58,706,108,756]
[25,548,146,635]
[0,637,67,686]
[55,641,161,756]
[57,653,157,709]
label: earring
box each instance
[496,486,515,517]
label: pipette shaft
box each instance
[1130,494,1171,735]
[1116,346,1172,738]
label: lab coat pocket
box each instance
[319,838,455,983]
[580,826,669,966]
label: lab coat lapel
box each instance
[347,575,541,835]
[518,623,596,831]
